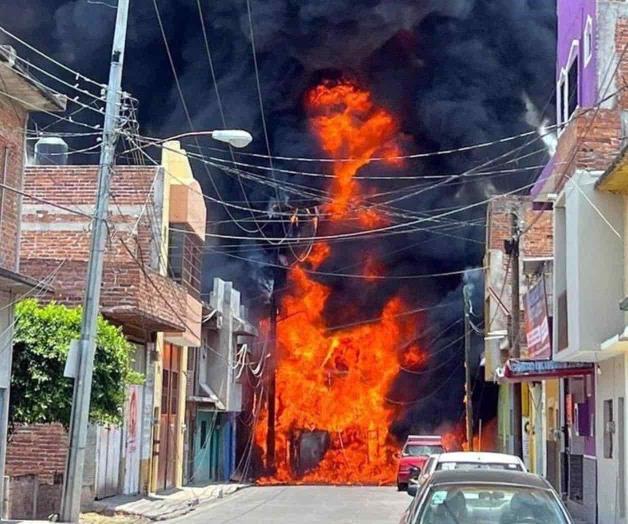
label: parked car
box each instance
[396,435,445,491]
[414,452,526,487]
[401,469,572,524]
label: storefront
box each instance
[499,359,596,521]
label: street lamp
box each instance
[210,130,253,148]
[158,129,253,149]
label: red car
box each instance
[396,435,444,491]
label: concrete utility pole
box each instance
[508,206,523,459]
[59,1,129,521]
[463,284,473,451]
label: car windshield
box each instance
[404,445,444,457]
[436,462,523,472]
[415,484,568,524]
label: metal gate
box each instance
[96,425,122,499]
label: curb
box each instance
[92,484,248,521]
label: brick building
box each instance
[8,140,206,512]
[484,195,559,479]
[0,45,65,519]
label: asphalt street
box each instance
[173,485,410,524]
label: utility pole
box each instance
[508,206,523,459]
[266,252,278,472]
[463,284,473,452]
[59,1,129,521]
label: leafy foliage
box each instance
[10,299,143,427]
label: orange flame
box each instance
[401,344,427,369]
[255,80,421,485]
[306,81,401,220]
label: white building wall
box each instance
[596,353,628,524]
[554,171,625,361]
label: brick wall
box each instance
[6,423,68,484]
[486,196,553,259]
[22,166,163,266]
[547,18,628,195]
[20,165,189,334]
[0,96,27,272]
[5,474,63,520]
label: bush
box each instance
[10,299,143,427]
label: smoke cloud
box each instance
[1,0,556,432]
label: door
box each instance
[193,411,212,482]
[96,425,122,499]
[157,344,180,491]
[123,385,143,494]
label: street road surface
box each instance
[174,486,409,524]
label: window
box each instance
[604,399,614,459]
[417,485,569,524]
[402,444,444,457]
[567,54,579,119]
[574,402,592,437]
[200,420,208,449]
[167,228,202,298]
[171,371,179,415]
[161,370,169,414]
[557,41,580,131]
[584,16,593,66]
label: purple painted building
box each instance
[531,2,628,523]
[533,0,598,200]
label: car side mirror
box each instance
[407,483,418,497]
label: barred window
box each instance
[167,227,202,298]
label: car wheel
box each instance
[397,482,407,491]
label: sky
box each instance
[1,0,557,430]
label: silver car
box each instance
[401,469,572,524]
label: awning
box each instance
[496,359,593,383]
[187,382,226,411]
[0,267,54,295]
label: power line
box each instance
[151,0,280,238]
[195,0,272,240]
[0,24,109,91]
[202,244,484,280]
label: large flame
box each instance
[255,81,424,485]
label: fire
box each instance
[255,80,422,485]
[401,344,427,369]
[306,81,401,220]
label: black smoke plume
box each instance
[1,0,556,436]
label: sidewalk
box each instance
[88,483,247,522]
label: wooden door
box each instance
[157,344,180,491]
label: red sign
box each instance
[523,278,551,360]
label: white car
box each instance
[414,451,526,489]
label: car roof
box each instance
[406,435,442,443]
[436,452,523,464]
[427,469,550,489]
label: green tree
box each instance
[10,299,143,427]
